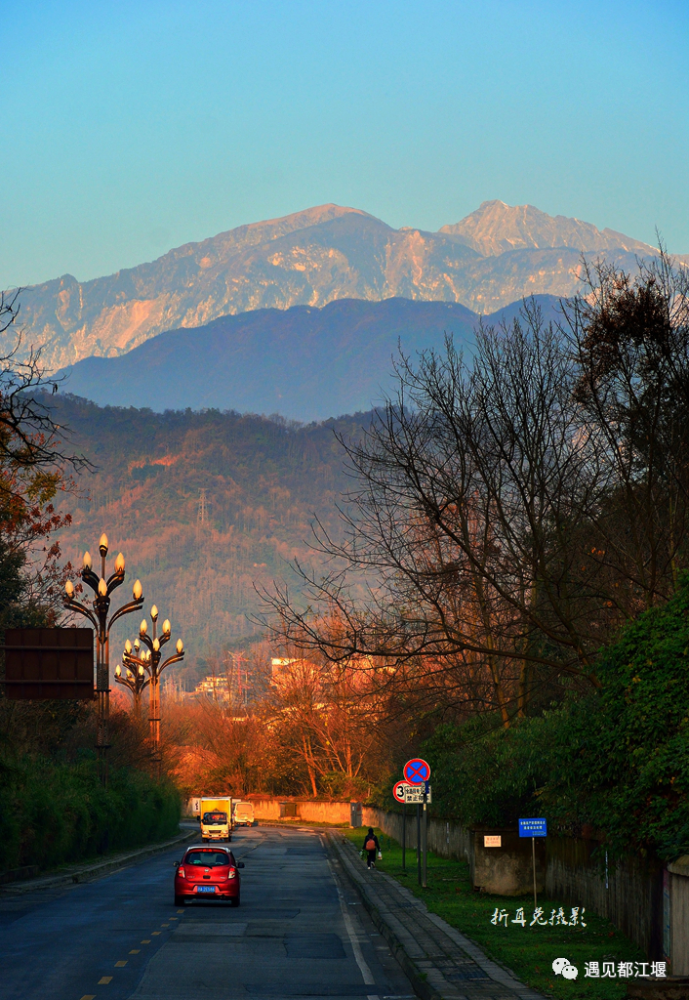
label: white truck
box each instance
[233,800,255,826]
[199,796,233,841]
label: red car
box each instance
[174,846,244,906]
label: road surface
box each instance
[0,825,417,1000]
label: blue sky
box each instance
[2,0,688,286]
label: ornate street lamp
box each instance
[114,658,149,721]
[64,533,144,781]
[122,605,184,776]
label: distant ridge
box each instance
[439,200,655,256]
[55,295,563,422]
[9,201,672,373]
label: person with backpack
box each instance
[362,827,380,869]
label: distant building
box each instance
[194,675,231,702]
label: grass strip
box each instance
[346,826,645,999]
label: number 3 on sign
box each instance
[392,780,409,803]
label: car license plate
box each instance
[197,886,216,893]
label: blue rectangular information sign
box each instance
[519,818,547,837]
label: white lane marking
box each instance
[340,902,375,985]
[323,847,375,987]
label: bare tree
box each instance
[265,257,689,724]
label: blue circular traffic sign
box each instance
[403,758,431,784]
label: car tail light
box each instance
[226,868,237,879]
[177,867,186,877]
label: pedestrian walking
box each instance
[362,827,380,869]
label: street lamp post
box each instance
[114,658,149,721]
[64,533,144,783]
[122,605,184,777]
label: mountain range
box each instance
[55,295,563,421]
[9,200,679,375]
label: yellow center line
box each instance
[161,923,169,927]
[129,949,140,954]
[80,995,96,999]
[169,917,178,921]
[177,909,184,913]
[115,960,127,967]
[141,939,151,944]
[151,931,161,936]
[98,976,113,984]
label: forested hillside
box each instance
[51,394,363,667]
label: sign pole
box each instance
[519,817,547,907]
[416,804,421,885]
[402,801,406,871]
[422,790,428,888]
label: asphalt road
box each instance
[0,826,417,1000]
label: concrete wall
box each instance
[245,797,352,824]
[471,828,546,896]
[363,806,472,860]
[185,796,353,824]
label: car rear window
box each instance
[185,850,234,867]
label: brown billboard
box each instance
[3,628,95,700]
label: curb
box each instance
[1,828,198,895]
[325,831,442,1000]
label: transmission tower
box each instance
[197,488,209,526]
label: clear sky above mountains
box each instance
[2,0,687,287]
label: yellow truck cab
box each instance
[200,796,232,841]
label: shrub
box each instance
[0,757,180,873]
[420,574,689,861]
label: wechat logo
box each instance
[552,957,579,980]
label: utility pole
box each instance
[197,488,210,531]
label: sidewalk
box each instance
[0,826,197,895]
[328,831,545,1000]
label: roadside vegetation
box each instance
[0,752,179,872]
[0,291,180,877]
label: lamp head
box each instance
[98,578,107,597]
[65,580,74,598]
[139,619,147,636]
[99,533,108,557]
[134,638,140,650]
[115,663,121,677]
[82,551,92,571]
[150,604,158,621]
[114,552,125,574]
[126,668,133,680]
[124,639,132,654]
[153,637,160,653]
[163,619,171,635]
[138,664,145,677]
[133,579,142,601]
[176,638,184,654]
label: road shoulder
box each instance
[1,827,198,895]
